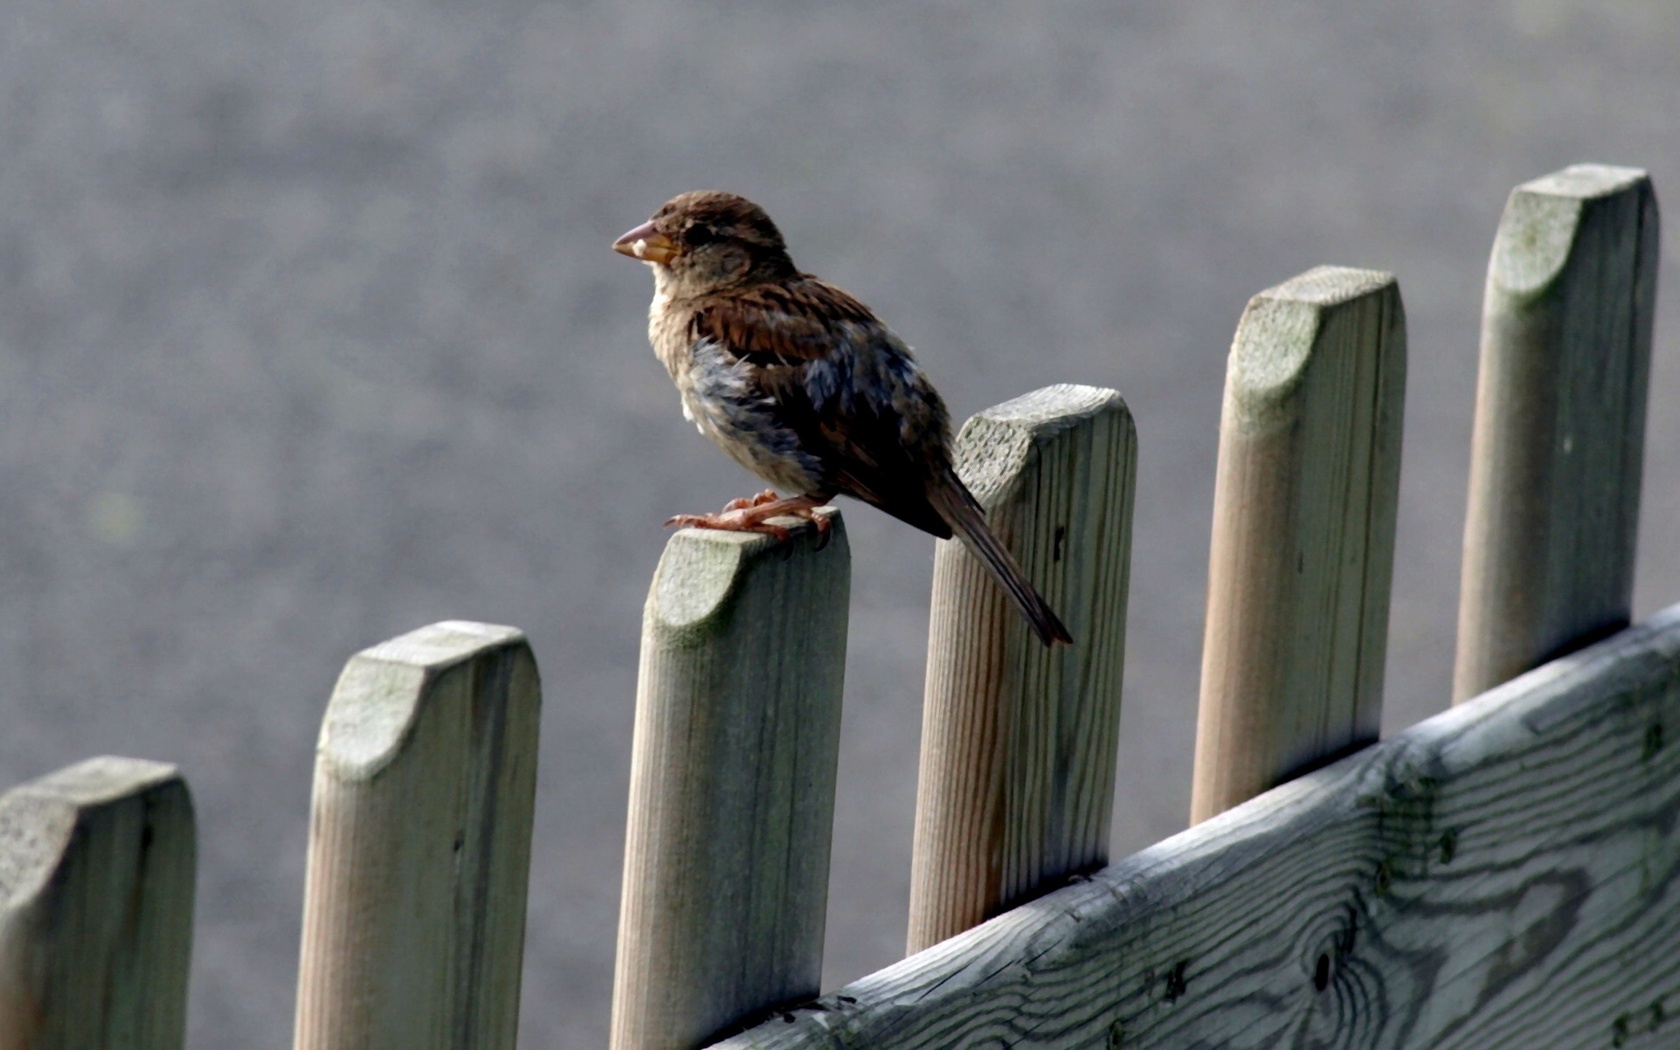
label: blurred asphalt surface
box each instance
[2,1,1677,1045]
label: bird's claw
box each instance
[809,510,833,551]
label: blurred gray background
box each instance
[2,0,1677,1045]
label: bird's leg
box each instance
[731,493,833,537]
[666,493,833,545]
[721,489,781,511]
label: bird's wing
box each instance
[692,278,955,537]
[691,278,874,366]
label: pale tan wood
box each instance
[1453,164,1659,703]
[905,384,1136,953]
[293,621,541,1050]
[716,602,1680,1049]
[1191,266,1406,824]
[611,511,849,1050]
[0,757,195,1050]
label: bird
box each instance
[612,191,1072,647]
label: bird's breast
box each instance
[647,291,688,379]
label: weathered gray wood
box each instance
[293,621,541,1050]
[0,757,195,1050]
[1454,164,1659,703]
[907,384,1136,953]
[1191,266,1406,823]
[715,601,1680,1049]
[612,512,849,1050]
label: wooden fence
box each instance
[0,163,1663,1049]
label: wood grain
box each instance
[1454,164,1659,703]
[0,757,195,1050]
[611,512,849,1050]
[714,601,1680,1049]
[1192,266,1406,823]
[293,621,541,1050]
[906,384,1136,953]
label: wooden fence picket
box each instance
[611,513,849,1050]
[0,757,195,1050]
[907,384,1137,953]
[1191,266,1407,823]
[1454,164,1660,702]
[293,621,540,1050]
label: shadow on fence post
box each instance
[293,621,541,1050]
[611,513,849,1050]
[0,757,195,1050]
[1453,164,1660,703]
[1191,267,1406,824]
[906,384,1136,954]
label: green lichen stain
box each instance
[1643,723,1664,763]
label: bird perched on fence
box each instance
[612,191,1071,647]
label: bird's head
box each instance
[613,191,796,294]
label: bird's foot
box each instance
[666,494,833,547]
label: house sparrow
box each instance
[613,191,1071,647]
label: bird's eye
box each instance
[685,224,717,247]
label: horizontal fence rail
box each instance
[716,604,1680,1049]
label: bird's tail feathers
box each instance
[927,473,1073,647]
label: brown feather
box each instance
[692,279,877,367]
[925,470,1073,647]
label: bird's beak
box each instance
[612,221,679,265]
